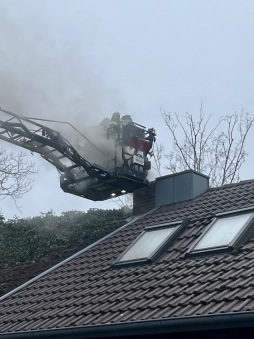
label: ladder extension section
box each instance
[0,109,109,184]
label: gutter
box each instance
[0,208,159,302]
[1,312,254,338]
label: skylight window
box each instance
[188,209,254,256]
[113,220,187,267]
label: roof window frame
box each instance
[186,207,254,257]
[113,219,188,268]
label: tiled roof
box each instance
[1,180,254,335]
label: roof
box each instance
[1,179,254,337]
[0,242,100,298]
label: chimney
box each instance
[133,170,209,215]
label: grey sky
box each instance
[1,0,254,218]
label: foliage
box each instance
[0,208,129,268]
[161,107,254,186]
[0,147,36,201]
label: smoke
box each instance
[0,13,104,122]
[0,1,125,170]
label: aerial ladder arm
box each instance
[0,108,156,201]
[0,108,110,178]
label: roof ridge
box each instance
[208,179,254,191]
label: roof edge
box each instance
[208,178,254,191]
[2,311,254,338]
[0,207,159,303]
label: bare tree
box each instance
[151,142,164,177]
[110,193,133,211]
[161,105,254,186]
[0,147,36,201]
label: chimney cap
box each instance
[155,169,209,207]
[155,169,209,182]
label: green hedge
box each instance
[0,208,130,267]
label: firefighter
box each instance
[108,112,121,139]
[99,117,110,131]
[121,114,133,125]
[109,112,121,128]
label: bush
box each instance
[0,208,129,267]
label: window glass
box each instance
[119,226,178,262]
[194,213,253,250]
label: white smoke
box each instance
[0,1,124,170]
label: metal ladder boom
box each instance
[0,108,98,181]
